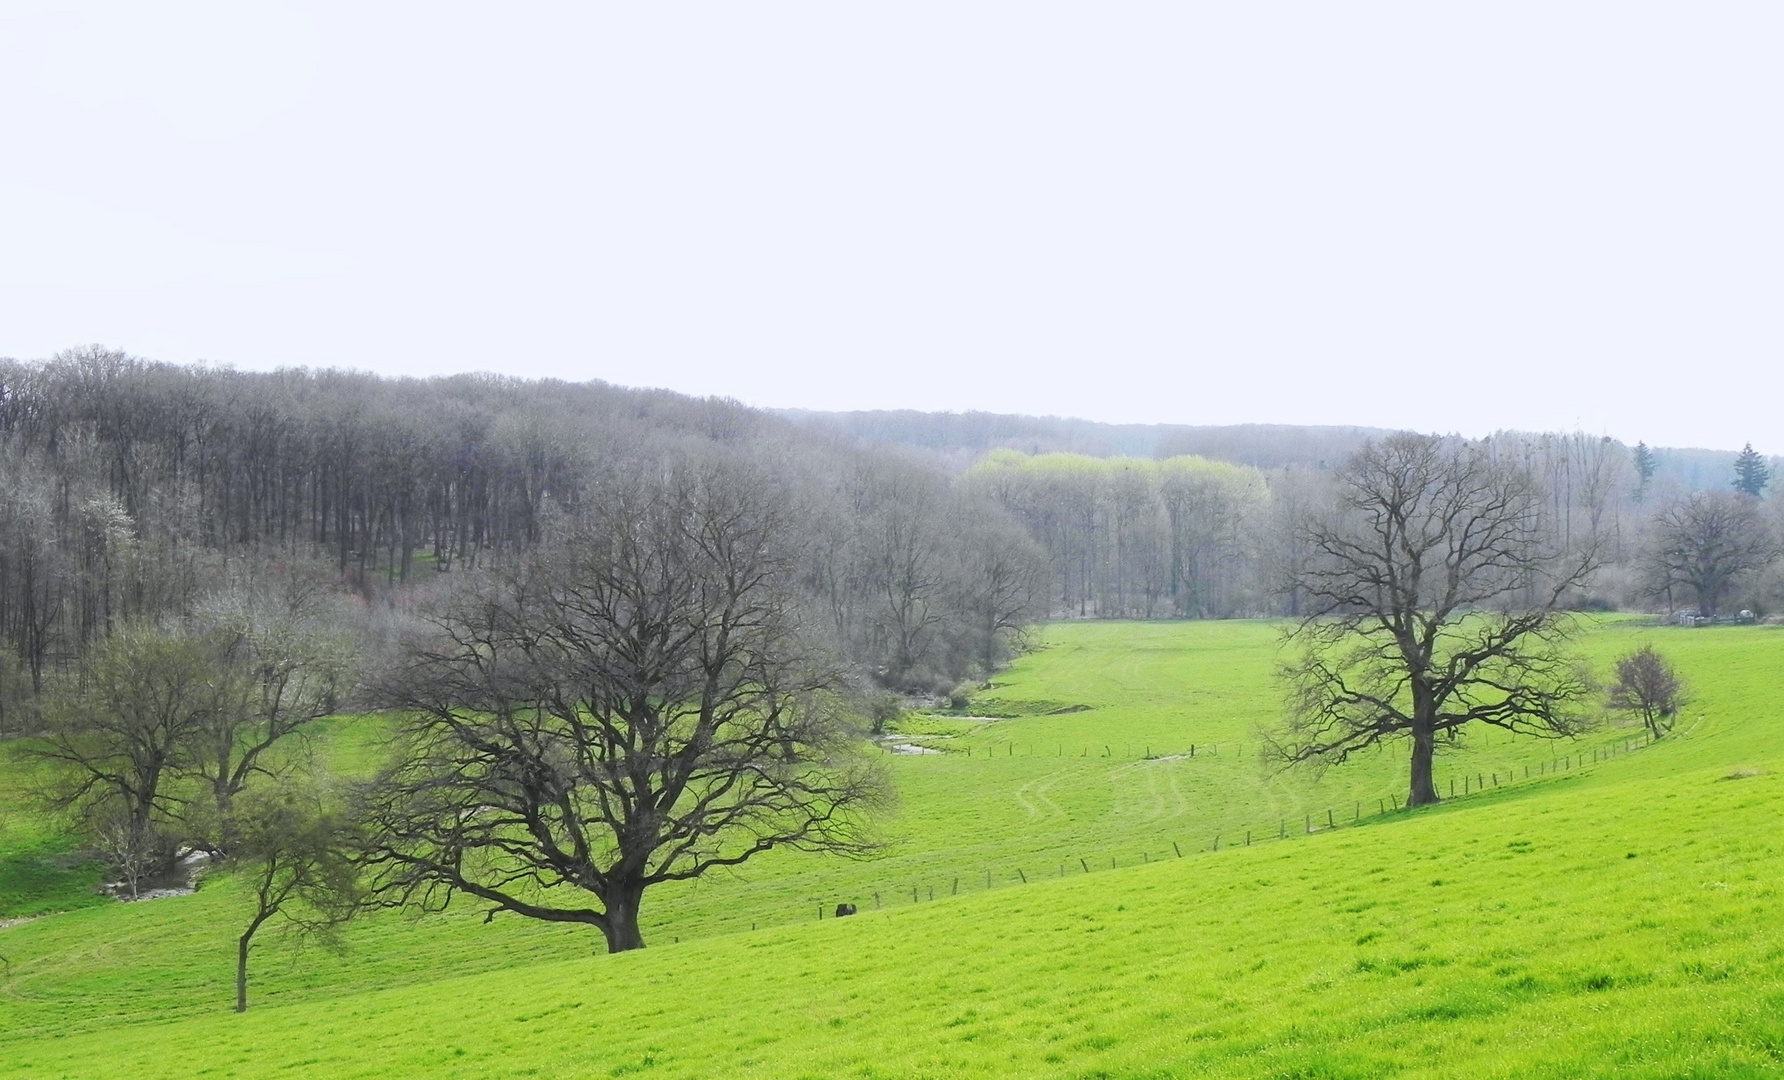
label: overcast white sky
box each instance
[1,4,1779,451]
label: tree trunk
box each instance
[236,929,252,1012]
[1407,725,1439,807]
[601,882,647,953]
[237,908,272,1012]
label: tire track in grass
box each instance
[1161,762,1190,822]
[1106,760,1187,823]
[1014,770,1072,822]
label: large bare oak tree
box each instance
[358,454,887,953]
[1642,491,1779,618]
[1275,433,1601,807]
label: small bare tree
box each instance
[1275,434,1601,807]
[1607,645,1684,739]
[357,455,887,953]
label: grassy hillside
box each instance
[3,619,1782,1077]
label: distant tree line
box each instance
[953,432,1783,623]
[964,451,1272,618]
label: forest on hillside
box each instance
[2,347,1781,733]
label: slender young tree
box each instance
[231,776,359,1012]
[1274,434,1601,807]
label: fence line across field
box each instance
[828,727,1670,922]
[881,729,1656,765]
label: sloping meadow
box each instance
[2,619,1782,1077]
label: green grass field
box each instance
[3,618,1782,1078]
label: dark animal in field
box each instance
[834,903,857,917]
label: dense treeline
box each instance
[0,347,1048,730]
[965,452,1272,618]
[4,349,1779,730]
[960,433,1783,622]
[783,408,1780,490]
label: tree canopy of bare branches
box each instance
[187,570,356,840]
[1642,492,1780,618]
[34,624,216,889]
[1607,645,1684,739]
[357,455,888,952]
[1274,433,1602,807]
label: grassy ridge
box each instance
[2,620,1782,1077]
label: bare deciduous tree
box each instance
[34,624,215,887]
[357,456,888,953]
[1643,492,1780,618]
[1607,645,1684,739]
[1274,433,1601,807]
[954,505,1047,674]
[187,571,355,841]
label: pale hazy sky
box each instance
[1,4,1779,451]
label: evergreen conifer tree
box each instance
[1733,443,1769,497]
[1633,442,1657,500]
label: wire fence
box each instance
[814,726,1669,923]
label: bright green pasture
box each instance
[3,619,1783,1078]
[0,746,108,918]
